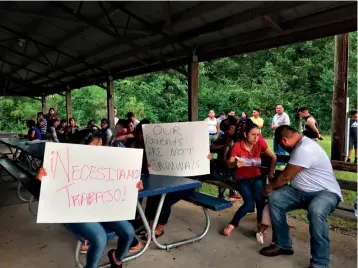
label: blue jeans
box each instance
[230,176,264,226]
[67,221,135,268]
[269,185,340,268]
[273,137,287,165]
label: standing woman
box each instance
[36,131,142,268]
[221,119,276,236]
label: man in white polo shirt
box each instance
[271,104,290,166]
[260,125,341,268]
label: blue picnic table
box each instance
[0,137,45,169]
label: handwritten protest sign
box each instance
[142,122,210,176]
[37,143,143,223]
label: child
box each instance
[256,203,270,245]
[256,176,275,245]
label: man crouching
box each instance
[260,125,342,268]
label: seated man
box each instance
[260,125,342,268]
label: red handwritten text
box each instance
[49,149,140,183]
[56,183,128,208]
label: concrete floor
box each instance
[0,178,356,268]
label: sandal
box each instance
[220,225,235,236]
[129,241,144,253]
[80,240,89,254]
[107,249,122,268]
[141,230,164,240]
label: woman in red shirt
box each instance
[221,119,276,236]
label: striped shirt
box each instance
[39,118,47,135]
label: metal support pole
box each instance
[151,194,211,251]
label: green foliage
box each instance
[0,33,357,137]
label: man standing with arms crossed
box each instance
[272,104,290,167]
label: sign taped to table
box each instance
[37,143,143,223]
[142,121,210,176]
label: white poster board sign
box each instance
[37,143,143,223]
[142,121,210,176]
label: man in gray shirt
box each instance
[260,125,341,268]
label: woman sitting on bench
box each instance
[221,119,276,237]
[36,131,143,268]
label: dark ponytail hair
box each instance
[78,129,102,145]
[235,119,259,141]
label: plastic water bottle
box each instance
[235,157,261,167]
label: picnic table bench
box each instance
[0,154,41,214]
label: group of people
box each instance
[25,108,79,143]
[31,104,346,268]
[204,106,342,268]
[205,105,291,200]
[24,107,144,150]
[210,112,342,268]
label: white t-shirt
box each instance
[289,137,342,199]
[205,118,217,134]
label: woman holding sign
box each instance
[220,119,276,237]
[37,131,143,268]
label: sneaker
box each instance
[228,193,242,201]
[346,158,351,163]
[81,240,89,254]
[354,158,357,164]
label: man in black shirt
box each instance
[298,107,323,141]
[346,110,358,163]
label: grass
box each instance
[201,135,357,233]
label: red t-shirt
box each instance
[230,139,268,179]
